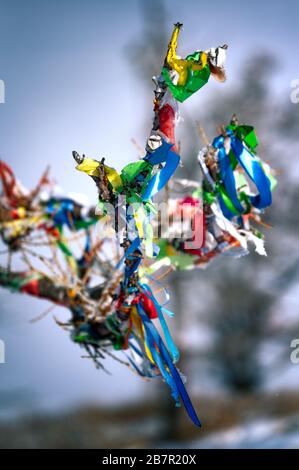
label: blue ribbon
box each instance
[142,140,180,201]
[47,198,75,228]
[139,282,179,363]
[145,273,174,317]
[116,140,200,425]
[230,135,272,209]
[213,130,272,219]
[137,303,201,427]
[118,141,180,276]
[124,236,142,281]
[125,340,158,378]
[213,136,245,219]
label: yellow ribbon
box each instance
[76,158,123,191]
[131,306,155,364]
[166,23,208,87]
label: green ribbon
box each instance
[161,55,211,103]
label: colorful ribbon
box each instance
[142,140,180,201]
[136,303,201,427]
[212,128,272,219]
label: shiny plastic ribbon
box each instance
[139,282,179,363]
[230,134,272,209]
[124,236,142,281]
[142,140,180,201]
[144,273,174,317]
[136,303,201,427]
[47,199,75,229]
[213,129,272,219]
[162,23,211,102]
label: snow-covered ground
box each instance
[188,415,299,449]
